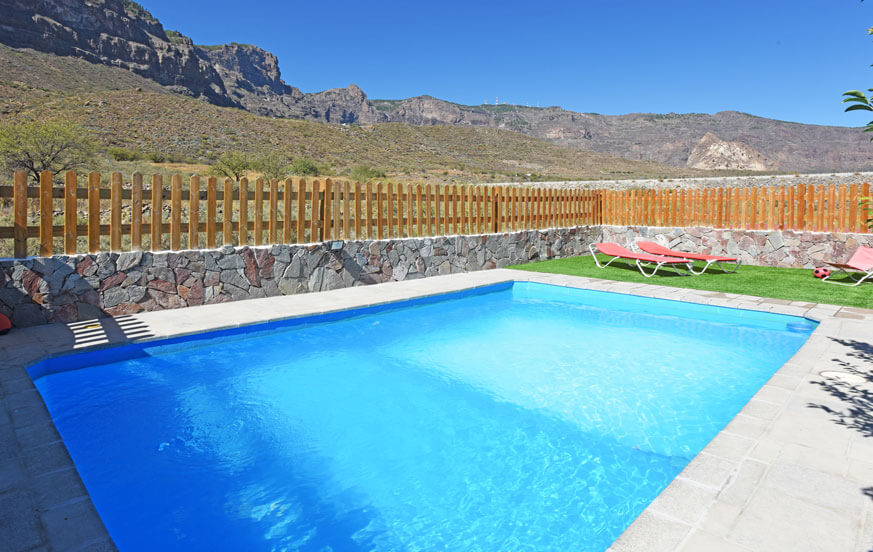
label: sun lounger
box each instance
[588,243,691,278]
[822,246,873,286]
[636,241,741,275]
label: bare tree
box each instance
[0,119,97,184]
[210,151,249,181]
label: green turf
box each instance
[508,255,873,309]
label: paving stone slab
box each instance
[0,269,870,552]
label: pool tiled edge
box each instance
[1,269,871,552]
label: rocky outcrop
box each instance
[685,132,771,170]
[0,227,597,327]
[0,0,236,106]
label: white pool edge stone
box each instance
[1,269,871,551]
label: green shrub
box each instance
[147,152,166,163]
[350,165,386,182]
[107,147,143,161]
[288,157,319,176]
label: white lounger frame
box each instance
[633,243,742,275]
[588,244,691,278]
[821,265,873,286]
[683,258,742,276]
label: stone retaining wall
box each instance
[602,225,873,268]
[0,227,599,328]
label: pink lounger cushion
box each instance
[595,243,690,264]
[827,246,873,272]
[636,241,738,262]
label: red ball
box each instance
[0,313,10,336]
[814,267,830,279]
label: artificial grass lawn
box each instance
[509,255,873,310]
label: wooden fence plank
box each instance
[815,185,824,232]
[13,170,28,257]
[406,184,414,237]
[40,171,54,256]
[307,180,318,242]
[64,171,78,254]
[386,182,394,239]
[207,177,217,248]
[459,185,466,235]
[282,179,292,243]
[253,178,263,246]
[269,179,279,244]
[322,179,332,241]
[838,184,848,232]
[364,182,372,239]
[354,182,362,239]
[415,184,424,237]
[297,179,306,243]
[826,184,836,232]
[453,185,460,234]
[374,182,382,240]
[424,184,432,236]
[794,185,803,231]
[223,178,233,246]
[108,172,123,252]
[131,172,142,251]
[332,179,341,240]
[171,174,182,250]
[343,181,351,239]
[323,179,334,241]
[152,174,163,250]
[862,183,871,233]
[805,184,814,232]
[238,177,248,246]
[442,184,449,234]
[189,175,200,249]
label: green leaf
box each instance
[844,104,873,112]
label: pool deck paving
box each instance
[0,268,871,551]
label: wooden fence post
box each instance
[151,174,163,250]
[40,170,53,257]
[223,178,233,246]
[207,177,217,249]
[88,172,100,253]
[64,171,78,255]
[253,177,263,246]
[13,170,27,258]
[189,175,200,249]
[297,178,306,243]
[131,172,142,250]
[269,178,279,244]
[238,177,249,246]
[171,174,182,250]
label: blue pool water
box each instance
[30,282,816,551]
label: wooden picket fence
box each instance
[601,184,872,233]
[3,171,871,259]
[1,170,602,258]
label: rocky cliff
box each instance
[0,0,236,106]
[685,132,771,170]
[2,0,871,172]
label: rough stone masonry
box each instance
[0,227,599,328]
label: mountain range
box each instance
[2,0,872,173]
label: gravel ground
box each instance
[493,172,873,190]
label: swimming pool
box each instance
[29,282,816,551]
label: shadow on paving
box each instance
[64,314,155,349]
[806,338,873,506]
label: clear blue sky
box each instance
[142,0,873,127]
